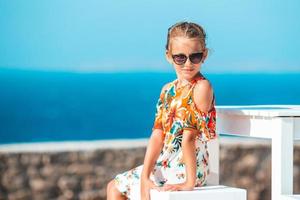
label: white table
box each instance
[216,105,300,200]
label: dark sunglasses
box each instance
[172,52,204,65]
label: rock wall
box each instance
[0,140,299,200]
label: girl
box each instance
[107,21,217,200]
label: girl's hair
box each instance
[165,21,207,50]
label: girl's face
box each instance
[166,36,207,81]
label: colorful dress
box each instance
[114,75,217,199]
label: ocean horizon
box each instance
[0,68,299,144]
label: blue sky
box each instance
[0,0,299,73]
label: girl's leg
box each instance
[106,179,127,200]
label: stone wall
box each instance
[0,139,299,200]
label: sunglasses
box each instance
[172,52,204,65]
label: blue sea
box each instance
[0,68,299,144]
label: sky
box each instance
[0,0,299,73]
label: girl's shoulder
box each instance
[194,77,213,91]
[192,77,215,113]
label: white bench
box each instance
[132,105,300,200]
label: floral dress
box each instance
[114,75,217,199]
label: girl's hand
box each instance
[140,178,162,200]
[161,182,194,192]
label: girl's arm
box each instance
[140,128,164,200]
[141,83,170,200]
[141,128,164,179]
[181,129,197,188]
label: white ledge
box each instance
[0,138,148,153]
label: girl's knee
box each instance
[107,180,115,193]
[107,179,124,198]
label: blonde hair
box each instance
[166,21,207,50]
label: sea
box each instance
[0,68,299,144]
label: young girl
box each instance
[107,21,217,200]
